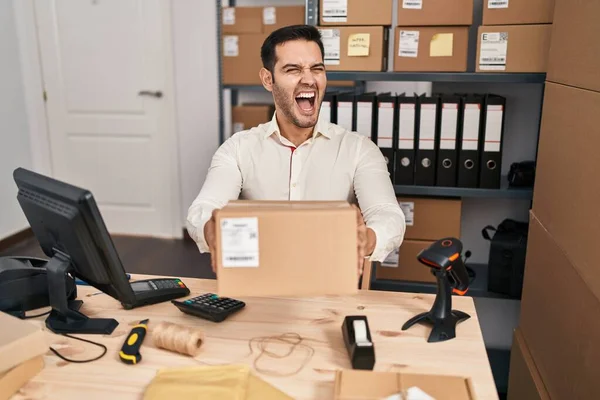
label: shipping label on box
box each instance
[479,32,508,71]
[398,30,420,58]
[322,0,348,23]
[223,36,239,57]
[262,7,276,25]
[402,0,423,9]
[488,0,509,8]
[320,28,341,65]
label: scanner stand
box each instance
[401,269,470,343]
[46,252,118,335]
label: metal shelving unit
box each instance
[216,0,544,298]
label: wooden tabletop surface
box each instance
[12,274,498,400]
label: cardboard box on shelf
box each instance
[397,0,473,26]
[232,104,275,134]
[214,201,358,298]
[0,356,44,400]
[482,0,555,25]
[222,33,267,85]
[507,328,550,400]
[318,26,389,72]
[532,82,600,301]
[397,197,462,241]
[394,26,469,72]
[334,369,476,400]
[476,24,552,73]
[222,7,262,34]
[520,213,600,400]
[261,6,305,34]
[320,0,392,26]
[547,0,600,92]
[377,239,435,283]
[0,312,48,375]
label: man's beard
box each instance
[272,83,318,129]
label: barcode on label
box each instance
[226,256,255,261]
[488,0,509,8]
[401,50,417,55]
[481,57,506,62]
[403,0,423,9]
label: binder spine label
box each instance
[440,103,458,150]
[320,101,332,123]
[399,31,420,58]
[484,105,503,152]
[419,104,437,150]
[377,103,394,148]
[322,0,348,23]
[320,29,341,65]
[337,101,353,132]
[356,102,373,139]
[479,32,508,71]
[398,104,416,149]
[462,104,481,150]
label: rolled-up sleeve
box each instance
[353,138,406,262]
[186,137,242,253]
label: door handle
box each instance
[138,90,163,98]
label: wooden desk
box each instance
[13,274,498,400]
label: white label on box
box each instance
[488,0,509,8]
[399,31,420,58]
[403,0,423,9]
[377,103,394,148]
[484,105,503,152]
[398,103,416,149]
[382,247,400,267]
[322,0,348,23]
[356,102,373,139]
[399,201,414,226]
[320,101,331,123]
[263,7,276,25]
[221,217,259,267]
[223,36,239,57]
[440,103,458,150]
[337,101,353,131]
[479,32,508,71]
[462,104,481,151]
[223,8,235,25]
[419,104,436,150]
[319,29,341,65]
[232,122,244,135]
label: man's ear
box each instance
[260,68,274,92]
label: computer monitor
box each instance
[13,168,149,334]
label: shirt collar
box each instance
[263,110,330,141]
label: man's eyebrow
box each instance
[311,63,326,68]
[281,63,302,69]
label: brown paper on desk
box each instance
[143,365,292,400]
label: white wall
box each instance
[171,0,221,225]
[0,0,33,239]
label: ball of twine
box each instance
[151,321,204,357]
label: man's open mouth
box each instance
[295,91,316,113]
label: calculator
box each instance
[172,293,245,322]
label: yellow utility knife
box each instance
[119,319,149,365]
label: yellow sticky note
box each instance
[348,33,370,57]
[430,33,454,57]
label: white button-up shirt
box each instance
[186,112,406,262]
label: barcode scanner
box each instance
[401,237,471,343]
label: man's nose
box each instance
[300,67,317,85]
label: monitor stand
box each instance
[45,252,118,334]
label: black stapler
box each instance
[0,256,77,315]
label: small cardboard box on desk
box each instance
[0,312,48,400]
[213,201,358,298]
[334,369,477,400]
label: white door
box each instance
[34,0,181,238]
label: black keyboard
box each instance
[172,293,245,322]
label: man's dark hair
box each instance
[260,25,325,77]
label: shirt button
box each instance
[292,183,297,188]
